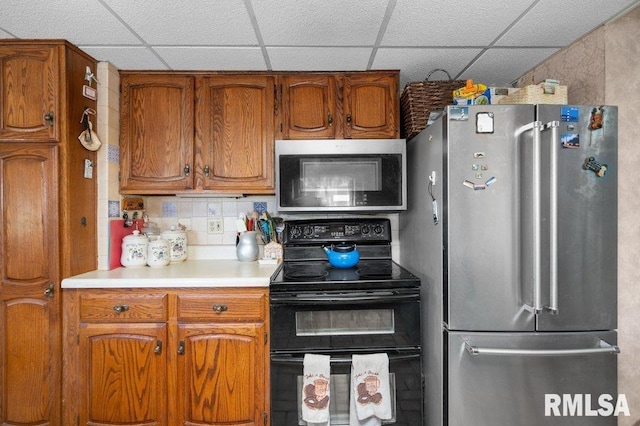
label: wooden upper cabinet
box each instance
[120,74,195,194]
[0,45,58,141]
[279,71,399,139]
[343,72,399,138]
[195,75,275,193]
[280,75,337,139]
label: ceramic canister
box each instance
[147,236,171,267]
[161,225,188,263]
[120,230,149,267]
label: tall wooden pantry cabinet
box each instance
[0,40,97,425]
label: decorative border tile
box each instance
[108,200,120,218]
[162,202,178,217]
[107,144,119,164]
[253,201,267,214]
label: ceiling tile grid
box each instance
[1,0,639,87]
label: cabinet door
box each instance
[196,76,275,193]
[0,145,60,425]
[120,74,195,193]
[343,72,399,138]
[0,45,58,141]
[176,323,266,426]
[78,323,168,425]
[281,75,337,139]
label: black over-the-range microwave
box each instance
[275,139,407,213]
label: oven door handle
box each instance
[271,293,419,304]
[271,353,420,364]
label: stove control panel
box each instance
[284,218,391,244]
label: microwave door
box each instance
[275,139,406,212]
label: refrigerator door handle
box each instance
[542,121,561,315]
[464,339,620,356]
[518,120,544,314]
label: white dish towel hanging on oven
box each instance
[350,353,392,426]
[302,354,331,425]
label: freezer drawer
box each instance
[447,331,619,426]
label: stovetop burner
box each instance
[283,264,329,281]
[356,260,401,279]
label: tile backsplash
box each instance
[144,196,280,246]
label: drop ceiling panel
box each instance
[372,47,483,88]
[79,46,169,70]
[382,0,535,46]
[267,47,372,71]
[0,0,139,44]
[252,0,389,46]
[459,48,560,86]
[102,0,257,45]
[496,0,638,46]
[155,47,267,70]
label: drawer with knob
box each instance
[79,292,168,322]
[177,290,266,322]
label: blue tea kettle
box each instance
[323,243,360,268]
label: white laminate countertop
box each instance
[61,260,280,289]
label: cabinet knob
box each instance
[327,114,333,127]
[184,164,191,177]
[43,284,55,298]
[43,112,54,126]
[113,305,129,314]
[204,165,210,177]
[154,340,163,355]
[346,114,352,125]
[212,304,228,313]
[177,340,185,355]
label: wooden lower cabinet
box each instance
[79,323,168,425]
[63,287,270,426]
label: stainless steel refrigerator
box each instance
[399,104,619,425]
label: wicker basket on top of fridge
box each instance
[400,69,465,139]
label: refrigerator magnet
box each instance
[476,112,494,133]
[561,106,580,122]
[583,157,608,178]
[450,107,469,121]
[561,133,580,148]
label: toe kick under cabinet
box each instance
[62,287,270,426]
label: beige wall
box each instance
[518,6,640,425]
[516,28,606,105]
[606,6,640,426]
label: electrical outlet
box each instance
[207,218,223,234]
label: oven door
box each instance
[270,289,421,352]
[270,350,422,426]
